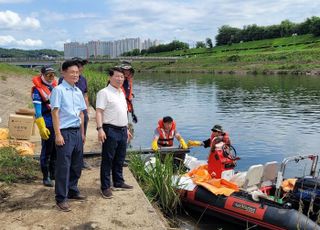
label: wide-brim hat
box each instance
[120,64,132,70]
[119,61,134,72]
[211,125,223,132]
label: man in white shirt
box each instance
[96,67,133,199]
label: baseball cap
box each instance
[41,66,55,75]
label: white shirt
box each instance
[96,84,128,127]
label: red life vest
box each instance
[31,75,57,109]
[208,132,232,178]
[156,119,176,147]
[121,78,134,112]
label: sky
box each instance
[0,0,319,51]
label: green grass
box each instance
[0,63,35,75]
[147,34,319,57]
[128,152,182,219]
[83,69,110,108]
[127,34,320,75]
[0,147,40,183]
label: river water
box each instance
[128,72,320,229]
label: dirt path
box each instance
[0,73,167,229]
[0,167,166,230]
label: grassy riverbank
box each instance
[0,63,35,78]
[0,147,39,183]
[128,152,182,226]
[128,34,320,75]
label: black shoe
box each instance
[114,183,133,189]
[56,201,71,212]
[68,194,87,200]
[101,188,113,199]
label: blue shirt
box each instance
[50,80,87,129]
[59,75,88,113]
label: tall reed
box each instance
[128,152,182,217]
[83,69,107,108]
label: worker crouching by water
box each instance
[188,125,235,178]
[151,116,188,168]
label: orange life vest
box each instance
[31,75,57,109]
[157,119,176,147]
[121,78,134,112]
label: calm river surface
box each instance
[128,73,320,229]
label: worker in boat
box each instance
[32,66,57,187]
[188,125,233,177]
[151,116,188,151]
[152,116,188,169]
[188,124,230,149]
[119,61,138,124]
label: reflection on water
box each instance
[131,73,320,172]
[129,73,320,229]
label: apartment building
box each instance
[64,38,159,59]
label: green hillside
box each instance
[135,34,320,75]
[0,48,63,58]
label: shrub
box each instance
[227,55,240,62]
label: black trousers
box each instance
[100,124,127,190]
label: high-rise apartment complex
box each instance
[64,38,159,59]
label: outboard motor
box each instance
[208,143,238,180]
[286,176,320,220]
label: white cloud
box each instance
[54,39,71,51]
[1,0,319,50]
[16,38,42,46]
[0,10,40,30]
[0,35,42,47]
[0,35,15,44]
[83,0,207,42]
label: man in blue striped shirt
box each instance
[51,60,87,212]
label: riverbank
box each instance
[0,72,167,229]
[135,67,320,76]
[118,34,320,76]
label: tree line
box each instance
[215,16,320,46]
[0,48,63,58]
[122,40,189,56]
[123,16,320,55]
